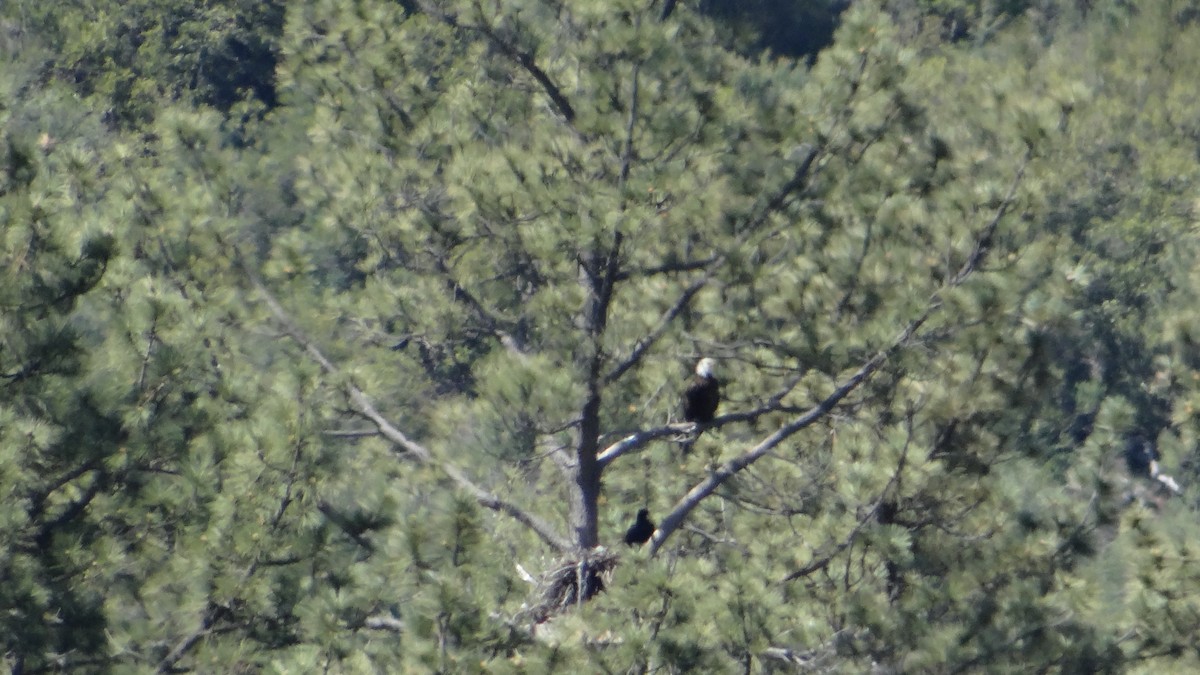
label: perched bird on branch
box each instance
[624,508,655,546]
[681,357,720,454]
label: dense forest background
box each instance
[3,0,1200,672]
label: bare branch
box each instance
[740,144,819,235]
[322,428,381,439]
[780,417,913,584]
[598,373,805,467]
[614,255,720,281]
[598,422,693,468]
[157,622,211,673]
[28,458,102,518]
[432,255,527,356]
[618,61,641,190]
[605,273,712,385]
[606,144,820,388]
[612,145,822,393]
[244,266,572,553]
[761,639,842,669]
[34,473,105,546]
[248,272,432,461]
[363,615,406,632]
[951,151,1030,286]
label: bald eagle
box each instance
[624,508,655,546]
[681,357,719,454]
[684,357,720,423]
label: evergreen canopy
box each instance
[3,0,1200,672]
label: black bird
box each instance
[1125,435,1183,494]
[624,508,655,546]
[1124,435,1158,477]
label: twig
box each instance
[780,416,913,583]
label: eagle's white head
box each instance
[695,357,716,378]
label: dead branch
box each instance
[779,416,913,584]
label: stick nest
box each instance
[524,547,620,624]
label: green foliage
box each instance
[5,0,1200,672]
[2,0,284,126]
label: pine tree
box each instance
[263,1,1092,669]
[6,0,1200,671]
